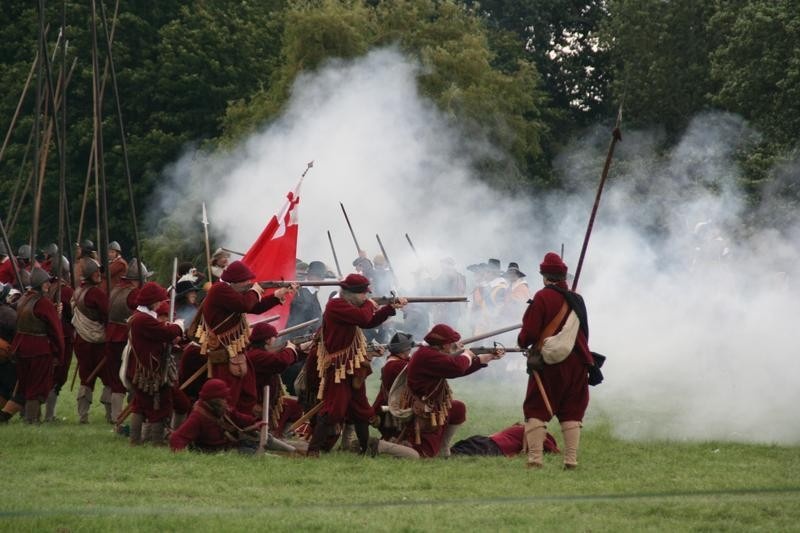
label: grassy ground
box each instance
[2,377,798,532]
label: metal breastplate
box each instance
[16,292,47,336]
[108,286,134,325]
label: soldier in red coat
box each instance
[450,422,560,457]
[0,243,15,284]
[170,378,262,452]
[307,274,407,456]
[71,259,108,424]
[401,324,504,458]
[517,252,593,469]
[372,331,414,440]
[195,260,296,410]
[127,282,183,445]
[104,259,151,424]
[104,241,127,293]
[11,268,65,423]
[245,322,301,437]
[45,260,74,422]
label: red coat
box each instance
[0,257,15,284]
[321,297,395,353]
[104,257,128,293]
[128,311,182,373]
[170,401,257,452]
[201,282,281,330]
[406,346,483,398]
[517,283,591,422]
[372,356,408,411]
[248,346,296,395]
[11,291,65,363]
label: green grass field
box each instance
[2,377,799,532]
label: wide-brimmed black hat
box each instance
[387,332,415,354]
[176,280,201,296]
[307,260,328,279]
[502,261,526,279]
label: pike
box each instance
[201,202,212,282]
[372,295,467,306]
[375,234,395,276]
[572,101,624,291]
[339,202,362,253]
[327,230,342,278]
[405,233,420,260]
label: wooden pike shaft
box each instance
[288,401,323,433]
[339,202,361,253]
[327,230,342,278]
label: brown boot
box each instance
[76,386,93,424]
[129,413,144,445]
[149,421,166,445]
[560,420,582,469]
[307,414,333,457]
[438,423,461,458]
[24,400,42,424]
[110,393,125,424]
[524,418,548,469]
[100,386,113,424]
[44,389,58,422]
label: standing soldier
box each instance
[517,252,593,470]
[196,260,296,408]
[0,244,15,284]
[0,284,20,422]
[127,282,184,445]
[44,259,74,422]
[10,268,65,423]
[399,324,504,458]
[104,241,128,292]
[72,240,97,283]
[307,273,407,457]
[71,259,108,423]
[105,259,151,425]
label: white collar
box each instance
[136,305,157,318]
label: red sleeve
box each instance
[35,297,65,362]
[517,291,549,348]
[228,408,257,428]
[170,413,202,451]
[422,350,473,379]
[251,295,282,314]
[326,299,396,328]
[210,283,261,314]
[248,347,297,375]
[86,286,109,323]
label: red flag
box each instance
[242,181,302,329]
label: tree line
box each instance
[0,0,797,268]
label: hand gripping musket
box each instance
[572,101,623,291]
[371,295,468,306]
[257,280,340,289]
[327,230,343,278]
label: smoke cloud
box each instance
[150,48,799,444]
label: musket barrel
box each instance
[257,280,340,289]
[372,295,468,305]
[276,318,319,337]
[460,323,522,345]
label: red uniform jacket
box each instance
[128,311,182,373]
[372,356,408,411]
[201,282,281,330]
[170,401,257,452]
[406,346,483,398]
[11,291,65,363]
[0,257,15,284]
[322,298,395,353]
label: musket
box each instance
[221,248,245,257]
[459,323,522,345]
[572,100,623,291]
[257,280,339,289]
[375,234,395,276]
[201,202,212,281]
[372,295,468,305]
[249,314,280,326]
[327,230,342,278]
[276,318,319,338]
[339,202,362,253]
[470,345,526,355]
